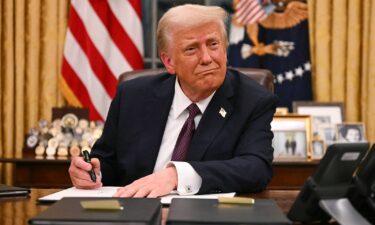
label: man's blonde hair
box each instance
[157,4,228,54]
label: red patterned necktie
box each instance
[171,103,201,161]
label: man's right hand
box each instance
[69,156,102,189]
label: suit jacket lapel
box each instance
[136,75,175,173]
[186,75,234,161]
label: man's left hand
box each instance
[113,166,177,197]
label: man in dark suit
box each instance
[69,4,278,197]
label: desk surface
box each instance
[0,156,319,189]
[0,189,299,225]
[0,155,320,165]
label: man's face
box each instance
[161,22,227,102]
[346,128,360,142]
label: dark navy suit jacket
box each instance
[91,68,278,194]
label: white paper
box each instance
[38,186,235,205]
[38,187,119,202]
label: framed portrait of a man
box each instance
[271,115,312,161]
[336,123,367,143]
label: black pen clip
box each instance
[82,150,96,182]
[82,150,91,163]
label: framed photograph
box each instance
[271,115,312,161]
[292,101,344,145]
[318,124,337,145]
[311,139,325,160]
[336,123,367,143]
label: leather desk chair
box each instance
[118,67,274,93]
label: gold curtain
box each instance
[308,0,375,143]
[0,0,69,184]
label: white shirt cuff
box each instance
[169,161,202,195]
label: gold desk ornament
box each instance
[69,145,81,157]
[57,146,69,157]
[26,134,38,149]
[52,119,62,129]
[35,144,45,156]
[46,146,57,157]
[38,119,49,129]
[62,113,79,129]
[79,119,89,130]
[48,138,59,149]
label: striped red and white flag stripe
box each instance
[61,0,143,121]
[235,0,267,25]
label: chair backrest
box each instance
[118,67,274,92]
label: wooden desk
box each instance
[270,160,319,189]
[0,189,300,225]
[0,156,318,189]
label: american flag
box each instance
[234,0,273,25]
[61,0,143,121]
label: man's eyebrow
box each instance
[207,37,220,42]
[180,37,197,45]
[180,41,198,49]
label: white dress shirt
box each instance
[153,79,214,195]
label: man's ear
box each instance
[160,52,176,74]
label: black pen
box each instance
[82,150,96,182]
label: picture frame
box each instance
[292,101,344,145]
[271,115,312,161]
[275,107,289,115]
[336,122,367,143]
[318,123,337,145]
[311,139,325,160]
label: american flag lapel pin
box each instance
[219,107,227,118]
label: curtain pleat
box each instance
[0,0,4,180]
[331,0,347,103]
[15,0,26,158]
[25,0,41,135]
[363,0,375,142]
[307,0,316,97]
[57,0,69,107]
[2,0,15,184]
[40,0,58,120]
[345,0,361,121]
[314,0,331,101]
[361,0,370,127]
